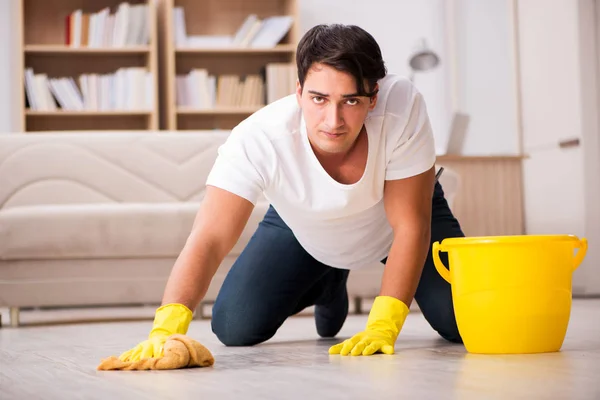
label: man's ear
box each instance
[369,84,379,110]
[296,80,302,105]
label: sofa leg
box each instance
[196,303,205,320]
[353,297,363,315]
[9,307,20,327]
[196,301,214,320]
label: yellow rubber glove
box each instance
[119,303,193,362]
[329,296,409,356]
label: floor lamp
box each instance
[408,38,440,82]
[408,38,469,154]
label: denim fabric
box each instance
[211,181,465,346]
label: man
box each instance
[118,23,464,362]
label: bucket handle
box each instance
[573,237,588,270]
[432,241,451,283]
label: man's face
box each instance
[296,63,377,156]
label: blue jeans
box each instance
[211,181,465,346]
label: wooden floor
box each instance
[1,299,599,399]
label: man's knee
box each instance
[211,301,277,347]
[437,324,462,344]
[429,305,463,344]
[417,292,463,344]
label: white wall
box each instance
[453,0,519,155]
[0,0,17,133]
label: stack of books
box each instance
[25,67,153,111]
[176,69,263,109]
[173,10,293,48]
[176,62,296,110]
[265,63,296,104]
[65,2,149,47]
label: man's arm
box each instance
[116,185,255,362]
[161,185,255,311]
[381,166,436,306]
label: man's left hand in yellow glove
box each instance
[329,295,409,356]
[119,303,193,362]
[329,166,437,356]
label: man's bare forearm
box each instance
[379,223,431,307]
[160,186,255,312]
[160,231,223,311]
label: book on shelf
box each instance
[172,9,293,48]
[176,63,297,110]
[65,2,149,48]
[24,67,153,112]
[172,6,187,47]
[245,16,294,48]
[265,63,297,104]
[176,69,216,109]
[176,69,263,109]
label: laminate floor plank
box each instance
[1,299,599,399]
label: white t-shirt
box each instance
[206,74,436,270]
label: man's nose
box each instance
[325,104,344,129]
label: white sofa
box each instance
[6,131,451,326]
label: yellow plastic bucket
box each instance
[432,235,587,354]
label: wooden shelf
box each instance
[175,44,296,54]
[437,154,527,161]
[159,0,300,130]
[26,110,152,116]
[18,0,159,132]
[177,107,262,115]
[18,0,298,131]
[25,45,151,54]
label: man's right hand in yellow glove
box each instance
[119,303,193,362]
[329,296,409,356]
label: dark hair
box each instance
[296,24,387,97]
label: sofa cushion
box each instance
[0,202,267,261]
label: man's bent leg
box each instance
[414,181,464,343]
[313,268,349,338]
[211,205,348,346]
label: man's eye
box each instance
[346,98,359,106]
[312,96,324,104]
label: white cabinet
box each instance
[517,0,600,295]
[522,147,585,237]
[518,0,583,152]
[522,147,591,293]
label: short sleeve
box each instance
[384,87,436,181]
[205,124,274,205]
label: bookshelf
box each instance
[17,0,159,132]
[158,0,300,130]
